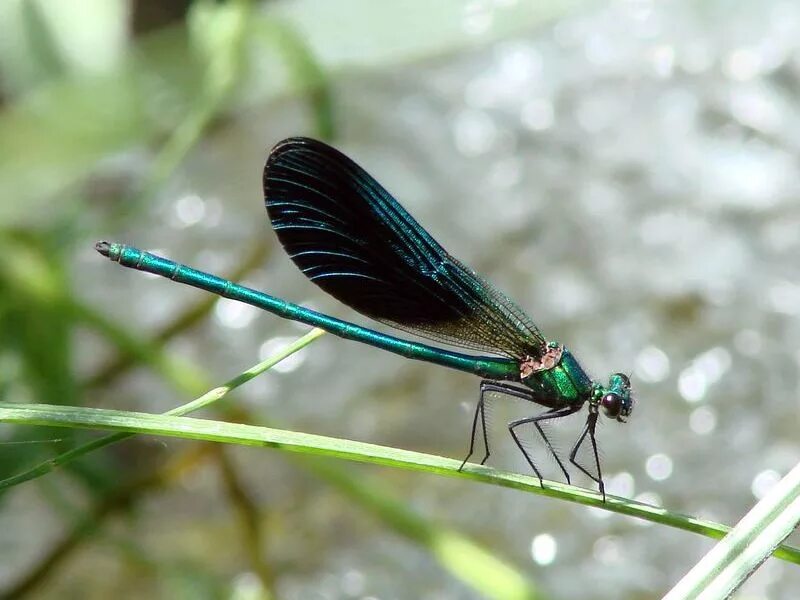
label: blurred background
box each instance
[1,0,799,598]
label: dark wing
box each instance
[263,137,547,360]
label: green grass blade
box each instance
[2,400,800,567]
[0,328,325,492]
[663,461,800,599]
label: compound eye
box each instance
[601,393,622,418]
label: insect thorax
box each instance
[520,345,594,406]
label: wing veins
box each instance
[263,138,548,359]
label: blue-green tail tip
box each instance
[95,241,112,257]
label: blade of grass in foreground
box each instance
[664,460,800,599]
[2,400,800,566]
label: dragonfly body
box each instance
[96,241,518,379]
[97,137,633,499]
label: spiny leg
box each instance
[569,411,605,501]
[509,404,581,486]
[459,380,534,471]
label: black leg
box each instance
[569,412,605,501]
[459,380,535,471]
[508,404,581,486]
[478,390,490,465]
[458,395,486,470]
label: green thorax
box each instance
[522,347,594,406]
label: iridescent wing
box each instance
[263,137,547,360]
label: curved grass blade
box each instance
[2,401,800,567]
[664,461,800,599]
[0,328,325,492]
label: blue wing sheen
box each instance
[290,250,372,265]
[263,137,547,360]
